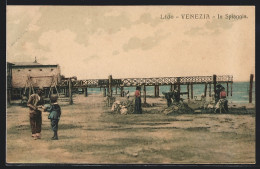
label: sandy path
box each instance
[6,94,255,164]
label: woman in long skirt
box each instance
[134,86,142,114]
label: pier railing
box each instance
[58,75,233,88]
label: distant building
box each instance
[9,59,61,99]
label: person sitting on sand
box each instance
[220,87,228,112]
[215,87,228,113]
[44,95,61,140]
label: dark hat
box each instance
[50,94,58,102]
[37,87,44,93]
[38,87,44,91]
[216,84,222,88]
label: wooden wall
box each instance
[12,66,61,88]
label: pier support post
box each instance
[226,83,229,96]
[204,83,208,97]
[174,84,177,90]
[191,84,193,99]
[108,75,112,97]
[231,82,233,96]
[107,75,113,107]
[187,84,190,99]
[84,87,88,97]
[213,74,217,95]
[249,74,254,103]
[143,85,147,104]
[116,86,118,95]
[170,84,173,92]
[103,88,106,97]
[209,84,211,97]
[177,77,181,93]
[69,78,73,105]
[154,85,160,97]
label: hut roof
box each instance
[11,62,59,68]
[12,62,42,66]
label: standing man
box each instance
[27,87,44,140]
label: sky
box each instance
[7,6,255,81]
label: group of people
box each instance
[26,84,227,139]
[27,87,61,140]
[27,86,143,140]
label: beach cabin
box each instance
[10,59,61,99]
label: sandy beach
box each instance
[6,94,255,164]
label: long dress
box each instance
[134,90,142,114]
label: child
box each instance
[44,95,61,140]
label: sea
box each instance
[84,82,255,104]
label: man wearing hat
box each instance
[27,87,44,140]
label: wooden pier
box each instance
[59,75,233,88]
[58,75,233,105]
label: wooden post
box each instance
[187,84,190,99]
[226,83,229,96]
[231,82,233,96]
[204,83,207,97]
[209,83,211,97]
[170,84,173,92]
[65,85,68,97]
[174,84,177,90]
[108,75,112,97]
[103,88,106,97]
[66,88,69,97]
[249,74,254,103]
[116,86,118,95]
[143,85,147,104]
[213,74,217,95]
[120,87,124,97]
[177,77,181,93]
[69,78,73,105]
[19,89,22,98]
[154,85,159,97]
[84,87,88,97]
[157,85,160,97]
[107,75,113,107]
[29,87,31,97]
[191,83,193,99]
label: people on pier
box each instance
[27,87,44,140]
[134,86,142,114]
